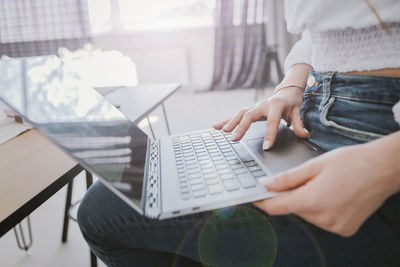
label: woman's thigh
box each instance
[78,181,400,267]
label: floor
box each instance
[0,87,273,267]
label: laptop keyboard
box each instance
[172,130,267,200]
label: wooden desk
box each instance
[0,129,82,237]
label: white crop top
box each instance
[283,0,400,124]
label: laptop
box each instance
[0,56,323,219]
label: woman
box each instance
[78,0,400,266]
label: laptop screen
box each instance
[0,56,149,212]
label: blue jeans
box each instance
[78,72,400,267]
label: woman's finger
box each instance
[231,106,266,141]
[212,118,231,130]
[290,107,309,138]
[221,107,249,132]
[263,103,284,150]
[263,159,320,192]
[254,191,300,215]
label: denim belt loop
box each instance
[319,72,336,111]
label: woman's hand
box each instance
[254,131,400,237]
[213,63,312,150]
[213,87,309,150]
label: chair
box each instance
[254,45,284,100]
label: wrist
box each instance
[273,82,305,95]
[362,131,400,195]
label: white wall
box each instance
[92,26,215,92]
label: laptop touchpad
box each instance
[244,127,322,175]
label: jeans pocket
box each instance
[319,97,384,141]
[300,96,312,131]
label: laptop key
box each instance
[187,169,200,174]
[222,179,240,191]
[188,173,201,179]
[189,178,203,185]
[208,184,223,195]
[228,159,241,165]
[205,178,219,185]
[179,180,188,187]
[233,168,248,175]
[248,166,262,172]
[204,173,217,179]
[231,163,244,170]
[215,164,229,170]
[237,173,257,188]
[199,159,211,165]
[193,189,207,198]
[180,186,190,193]
[220,173,235,180]
[202,168,216,174]
[185,160,196,165]
[181,192,190,200]
[185,164,198,170]
[244,161,258,167]
[217,169,231,175]
[191,183,205,191]
[252,170,267,178]
[200,163,213,169]
[213,160,226,165]
[211,156,223,161]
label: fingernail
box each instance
[230,132,237,141]
[263,140,271,151]
[303,128,309,134]
[222,124,229,131]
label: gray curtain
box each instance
[210,0,298,91]
[210,0,267,90]
[0,0,90,57]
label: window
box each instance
[87,0,215,33]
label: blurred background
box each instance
[0,0,298,266]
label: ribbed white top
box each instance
[310,23,400,73]
[284,23,400,73]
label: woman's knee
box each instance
[77,181,116,240]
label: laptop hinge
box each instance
[144,140,161,218]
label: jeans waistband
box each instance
[305,71,400,105]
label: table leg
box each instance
[85,170,98,267]
[13,216,33,254]
[161,102,171,135]
[61,180,74,243]
[85,170,93,189]
[90,249,98,267]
